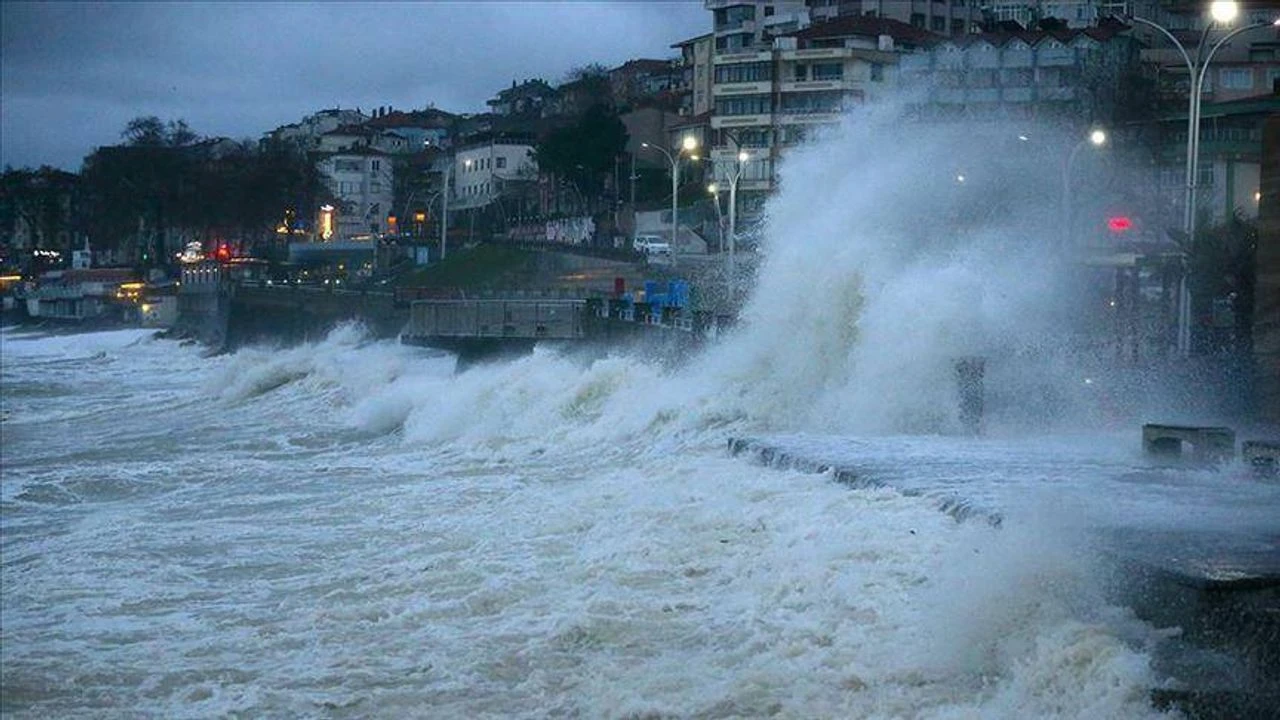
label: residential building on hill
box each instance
[672,33,715,117]
[314,148,394,240]
[487,79,557,117]
[451,137,538,213]
[899,20,1140,127]
[265,108,368,152]
[709,14,929,198]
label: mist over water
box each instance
[0,104,1229,718]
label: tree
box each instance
[122,116,199,147]
[535,104,629,211]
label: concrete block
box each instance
[1142,423,1236,463]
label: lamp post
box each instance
[440,160,453,261]
[707,183,725,252]
[1129,2,1277,355]
[721,149,750,304]
[642,135,699,248]
[1060,128,1108,250]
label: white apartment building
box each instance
[315,149,395,240]
[451,139,538,211]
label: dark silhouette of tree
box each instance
[535,104,628,210]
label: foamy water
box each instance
[0,112,1210,718]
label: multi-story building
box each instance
[831,0,985,35]
[672,33,715,116]
[487,79,557,117]
[710,14,932,198]
[365,107,455,151]
[451,137,538,212]
[899,21,1139,126]
[314,149,394,240]
[609,59,682,110]
[264,108,368,152]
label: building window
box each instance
[715,33,752,53]
[794,63,808,81]
[911,13,926,28]
[715,62,772,84]
[870,63,884,82]
[812,62,843,80]
[780,91,843,114]
[496,156,507,169]
[952,18,965,34]
[714,5,755,31]
[764,5,774,16]
[932,16,946,31]
[371,160,380,171]
[370,181,381,193]
[1220,68,1252,90]
[1197,166,1214,187]
[715,94,772,116]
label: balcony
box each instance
[713,81,773,96]
[1003,50,1033,67]
[776,112,842,125]
[715,19,756,35]
[779,47,849,61]
[778,79,843,93]
[712,114,773,129]
[1038,48,1076,66]
[713,49,773,64]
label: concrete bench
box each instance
[1142,424,1236,463]
[1242,440,1280,477]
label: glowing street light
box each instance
[1128,0,1277,355]
[642,135,700,249]
[1210,0,1239,23]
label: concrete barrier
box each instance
[1142,423,1236,463]
[1242,440,1280,478]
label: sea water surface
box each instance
[1,324,1175,719]
[1,113,1227,718]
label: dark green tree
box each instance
[535,104,628,209]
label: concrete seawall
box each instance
[224,285,407,350]
[726,434,1279,718]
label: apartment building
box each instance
[315,149,395,240]
[673,33,715,117]
[709,13,932,195]
[829,0,984,35]
[899,21,1139,126]
[451,137,538,212]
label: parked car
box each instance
[633,235,673,255]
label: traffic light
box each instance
[1107,216,1133,233]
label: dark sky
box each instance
[1,1,708,171]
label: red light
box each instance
[215,244,231,261]
[1107,216,1133,233]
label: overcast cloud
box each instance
[1,1,708,171]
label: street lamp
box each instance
[642,135,699,248]
[719,149,750,304]
[1060,127,1108,250]
[707,183,725,252]
[1129,2,1278,355]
